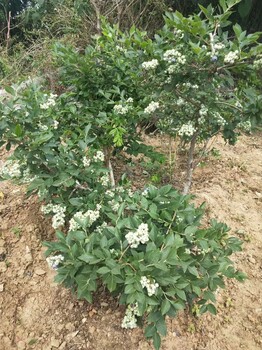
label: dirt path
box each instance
[0,133,261,350]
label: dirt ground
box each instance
[0,133,261,350]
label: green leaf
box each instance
[156,317,167,336]
[161,299,171,315]
[97,266,110,274]
[207,303,217,315]
[153,331,161,350]
[176,289,187,301]
[5,86,16,95]
[124,284,135,294]
[14,124,23,137]
[188,266,199,277]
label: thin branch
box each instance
[108,158,116,188]
[90,0,101,34]
[183,131,199,195]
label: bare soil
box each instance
[0,133,261,350]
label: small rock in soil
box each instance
[0,262,7,273]
[88,326,96,334]
[248,257,256,264]
[34,268,46,276]
[17,341,26,350]
[0,283,4,292]
[51,337,61,348]
[59,341,67,349]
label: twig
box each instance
[183,131,199,195]
[6,11,11,51]
[108,158,116,188]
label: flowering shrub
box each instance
[0,1,256,349]
[44,185,245,349]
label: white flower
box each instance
[22,168,37,183]
[53,120,59,129]
[0,160,21,178]
[140,276,159,296]
[125,223,149,248]
[93,150,105,162]
[100,174,110,187]
[214,42,225,51]
[40,93,57,109]
[254,57,262,69]
[214,112,226,126]
[46,255,64,270]
[38,122,48,131]
[69,204,101,231]
[163,50,186,64]
[121,303,140,329]
[126,97,133,103]
[83,156,91,167]
[224,50,239,64]
[105,189,115,197]
[167,65,177,74]
[237,120,251,132]
[176,97,184,106]
[96,222,107,234]
[199,104,208,117]
[113,104,128,115]
[51,204,66,229]
[144,101,160,114]
[178,122,196,138]
[109,200,120,212]
[41,203,66,229]
[141,59,159,70]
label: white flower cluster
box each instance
[214,42,225,51]
[40,93,57,109]
[167,65,177,74]
[41,204,66,229]
[224,50,239,64]
[38,188,48,199]
[22,168,37,183]
[141,59,159,70]
[214,112,226,126]
[121,303,140,329]
[182,82,199,89]
[238,120,251,132]
[105,189,115,197]
[174,29,184,39]
[100,174,110,186]
[96,221,107,234]
[38,122,48,131]
[93,150,105,162]
[83,156,91,167]
[125,223,149,248]
[108,200,120,212]
[46,255,64,270]
[52,205,66,229]
[113,104,129,115]
[53,120,59,129]
[140,276,159,296]
[176,97,184,106]
[199,104,208,117]
[0,160,21,178]
[253,57,262,69]
[126,97,133,103]
[69,204,101,231]
[163,49,186,64]
[144,101,160,114]
[178,122,196,138]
